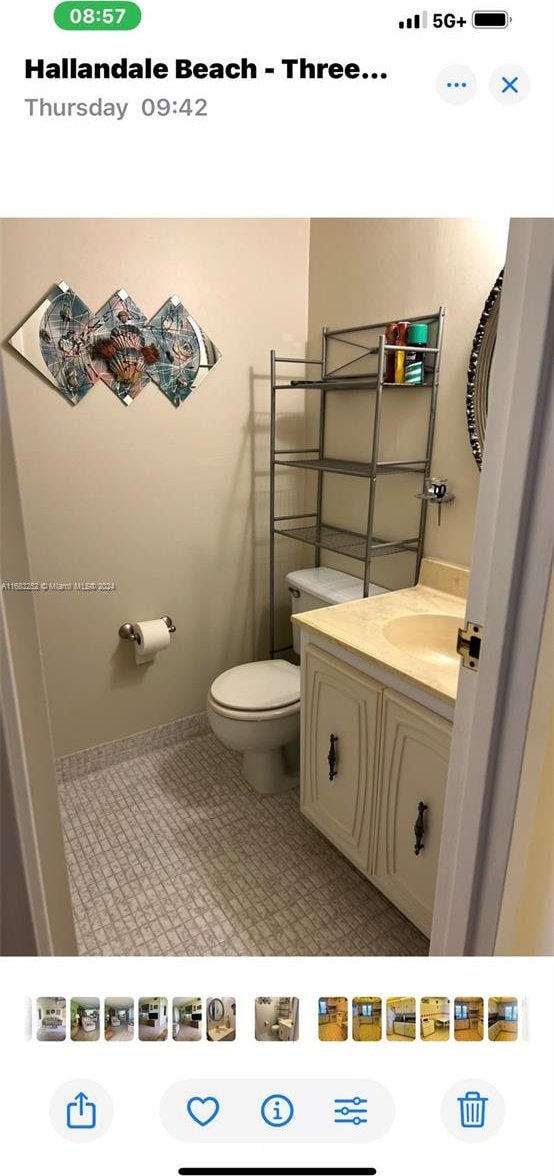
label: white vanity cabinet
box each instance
[302,644,381,873]
[372,691,452,935]
[300,641,453,937]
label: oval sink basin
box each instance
[383,614,460,667]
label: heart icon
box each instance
[186,1096,220,1127]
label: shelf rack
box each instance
[269,308,446,658]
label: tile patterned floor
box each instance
[318,1023,348,1042]
[354,1025,382,1041]
[57,732,429,957]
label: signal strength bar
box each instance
[399,10,428,28]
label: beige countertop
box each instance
[208,1024,234,1041]
[292,558,468,704]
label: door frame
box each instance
[1,360,77,956]
[430,218,554,955]
[1,592,52,953]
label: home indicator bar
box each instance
[177,1169,378,1175]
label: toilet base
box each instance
[242,741,299,795]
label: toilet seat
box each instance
[209,660,300,713]
[208,692,301,722]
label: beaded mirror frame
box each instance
[466,270,504,469]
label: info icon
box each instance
[260,1093,295,1128]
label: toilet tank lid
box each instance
[210,660,300,711]
[286,566,387,603]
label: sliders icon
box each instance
[334,1097,368,1126]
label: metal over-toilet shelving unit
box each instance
[269,307,446,659]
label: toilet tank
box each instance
[286,567,388,654]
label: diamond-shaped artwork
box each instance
[90,290,159,405]
[9,285,221,407]
[10,283,100,405]
[148,296,221,406]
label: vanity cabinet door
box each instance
[372,690,452,937]
[301,644,381,873]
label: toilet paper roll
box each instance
[134,618,171,664]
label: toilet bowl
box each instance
[207,660,301,795]
[207,567,387,796]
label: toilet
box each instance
[272,1022,292,1040]
[207,567,387,794]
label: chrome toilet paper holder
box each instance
[118,616,176,642]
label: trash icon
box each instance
[457,1090,488,1129]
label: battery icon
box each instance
[472,10,511,26]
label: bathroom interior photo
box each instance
[104,997,134,1041]
[207,996,236,1041]
[1,217,552,960]
[172,996,202,1041]
[138,997,168,1041]
[255,996,299,1041]
[352,996,382,1041]
[319,997,348,1041]
[386,997,417,1041]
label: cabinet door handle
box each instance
[328,733,338,781]
[414,801,428,855]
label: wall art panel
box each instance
[9,284,221,407]
[91,290,158,404]
[148,296,221,406]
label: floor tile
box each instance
[58,733,429,957]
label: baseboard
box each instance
[56,712,210,782]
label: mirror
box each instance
[466,270,503,469]
[207,998,224,1022]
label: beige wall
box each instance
[1,219,310,756]
[495,570,554,955]
[3,218,510,760]
[307,219,509,584]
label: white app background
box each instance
[1,0,552,216]
[0,3,552,1174]
[1,956,553,1174]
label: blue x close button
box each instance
[490,64,530,103]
